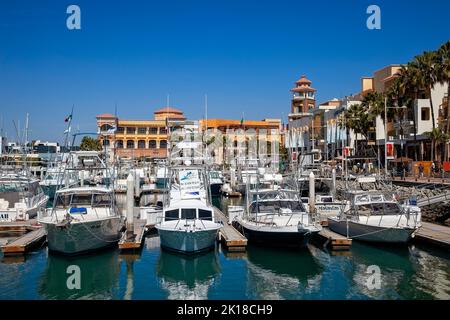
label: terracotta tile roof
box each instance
[96,113,116,118]
[154,107,184,114]
[291,86,316,93]
[295,75,312,85]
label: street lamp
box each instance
[384,96,407,176]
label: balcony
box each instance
[288,112,313,120]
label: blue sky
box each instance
[0,0,449,142]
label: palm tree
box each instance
[344,103,375,152]
[413,51,440,130]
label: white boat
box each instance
[0,173,48,222]
[208,170,223,197]
[39,187,123,254]
[327,191,421,243]
[40,164,78,200]
[232,189,322,247]
[156,166,222,254]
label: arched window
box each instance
[149,140,157,149]
[127,140,135,149]
[103,139,110,146]
[100,124,112,132]
[138,140,146,149]
[116,140,124,149]
[159,140,167,149]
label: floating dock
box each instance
[118,219,147,251]
[314,227,352,251]
[414,222,450,250]
[0,219,40,234]
[214,207,247,252]
[1,227,46,256]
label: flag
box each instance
[106,125,117,134]
[240,113,244,125]
[64,114,72,123]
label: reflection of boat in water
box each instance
[157,250,221,300]
[349,243,450,299]
[245,245,323,299]
[39,249,120,299]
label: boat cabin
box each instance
[163,207,214,222]
[54,188,113,210]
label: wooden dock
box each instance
[0,219,40,234]
[214,207,247,252]
[314,227,352,251]
[1,227,46,256]
[118,219,147,251]
[414,222,450,250]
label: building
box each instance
[199,118,282,168]
[96,107,186,159]
[287,75,317,152]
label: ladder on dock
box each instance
[416,192,450,207]
[1,227,46,256]
[214,207,247,252]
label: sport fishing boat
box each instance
[232,189,322,247]
[156,165,222,253]
[39,187,123,254]
[208,170,224,197]
[0,173,48,222]
[38,151,123,255]
[327,190,421,243]
[155,120,222,254]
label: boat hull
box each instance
[234,221,312,247]
[157,228,219,254]
[44,217,122,255]
[210,183,223,197]
[327,218,416,243]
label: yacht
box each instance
[327,191,421,243]
[40,163,78,201]
[156,165,222,253]
[38,151,123,255]
[0,173,48,222]
[208,170,224,197]
[232,189,322,247]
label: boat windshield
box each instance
[355,202,402,216]
[250,200,305,213]
[210,172,221,179]
[55,193,112,208]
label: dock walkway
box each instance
[314,226,352,251]
[118,219,147,251]
[0,219,40,233]
[214,207,247,251]
[415,222,450,250]
[1,227,46,255]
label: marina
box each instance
[0,1,449,301]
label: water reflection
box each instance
[39,249,120,299]
[244,245,323,299]
[349,243,450,299]
[157,250,221,300]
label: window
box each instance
[117,127,125,133]
[198,209,212,221]
[138,140,146,149]
[137,127,147,134]
[165,209,179,221]
[149,140,157,149]
[116,140,124,148]
[127,140,135,149]
[100,124,112,132]
[126,127,136,134]
[421,107,430,121]
[71,194,92,206]
[160,140,167,149]
[181,209,196,220]
[103,139,110,146]
[149,127,158,134]
[55,194,72,208]
[160,127,167,134]
[93,194,111,207]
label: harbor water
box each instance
[0,197,449,300]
